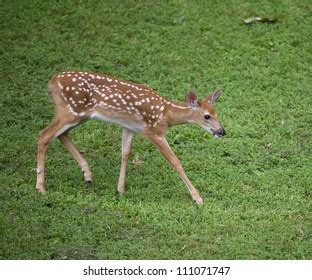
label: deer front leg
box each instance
[148,134,203,205]
[117,128,133,194]
[36,118,75,193]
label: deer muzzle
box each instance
[213,127,226,137]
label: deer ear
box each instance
[206,89,223,104]
[185,90,198,107]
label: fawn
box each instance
[36,71,225,204]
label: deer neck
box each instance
[165,100,194,126]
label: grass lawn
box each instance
[0,0,311,259]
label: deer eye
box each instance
[204,114,211,120]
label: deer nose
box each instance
[214,128,226,137]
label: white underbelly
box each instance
[90,111,146,132]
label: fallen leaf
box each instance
[243,17,277,24]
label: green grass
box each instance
[0,0,311,259]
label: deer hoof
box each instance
[116,191,126,202]
[37,187,46,194]
[195,197,203,205]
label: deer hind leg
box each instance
[147,134,203,205]
[58,133,92,182]
[117,128,134,194]
[36,116,79,193]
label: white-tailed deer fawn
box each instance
[36,71,225,204]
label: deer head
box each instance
[185,89,225,137]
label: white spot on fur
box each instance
[57,81,64,90]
